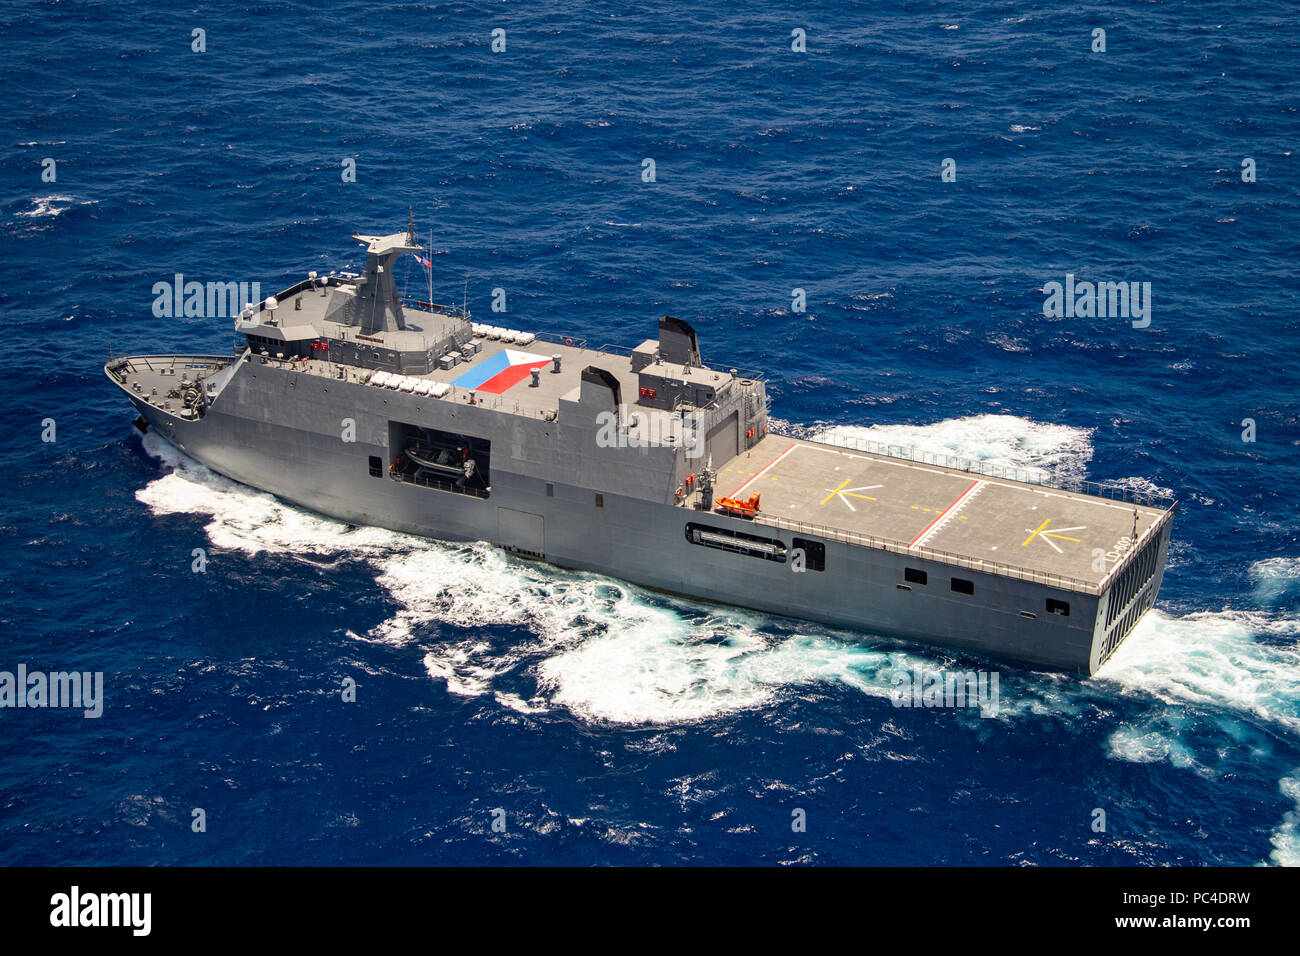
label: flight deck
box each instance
[713,433,1172,593]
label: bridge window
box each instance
[951,577,974,595]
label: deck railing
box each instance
[1096,504,1177,595]
[751,510,1103,594]
[534,330,589,349]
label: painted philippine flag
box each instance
[452,348,553,394]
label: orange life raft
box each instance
[714,493,761,518]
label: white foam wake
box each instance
[1271,773,1300,867]
[364,525,928,723]
[16,194,95,219]
[1100,607,1300,734]
[1251,557,1300,607]
[772,412,1095,486]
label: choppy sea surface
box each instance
[1,1,1298,865]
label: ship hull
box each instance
[114,355,1171,676]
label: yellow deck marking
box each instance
[820,478,850,505]
[822,483,883,512]
[1022,518,1051,548]
[1023,518,1087,554]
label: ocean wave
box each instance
[1250,557,1300,607]
[1100,607,1300,775]
[15,194,94,219]
[1270,772,1300,867]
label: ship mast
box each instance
[407,204,434,311]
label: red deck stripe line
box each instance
[908,478,981,548]
[732,442,799,496]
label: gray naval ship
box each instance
[107,221,1176,674]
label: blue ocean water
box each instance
[1,0,1298,865]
